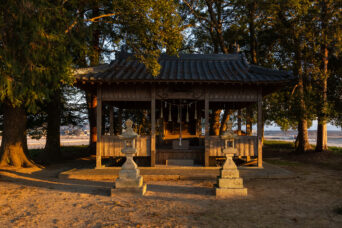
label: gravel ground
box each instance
[0,162,342,228]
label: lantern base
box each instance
[112,176,146,196]
[111,183,147,196]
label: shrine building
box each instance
[75,52,294,168]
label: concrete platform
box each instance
[58,162,295,181]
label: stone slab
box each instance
[111,184,147,196]
[216,187,247,198]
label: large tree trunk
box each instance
[0,104,35,167]
[210,109,221,136]
[43,90,61,162]
[294,41,311,153]
[86,91,97,153]
[219,110,230,135]
[316,116,328,151]
[205,0,228,54]
[248,1,257,64]
[316,2,329,152]
[246,107,253,136]
[86,4,101,154]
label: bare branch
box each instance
[65,13,116,34]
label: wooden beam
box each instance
[151,87,156,167]
[204,89,210,167]
[257,88,263,168]
[96,86,102,168]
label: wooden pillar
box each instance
[237,109,242,135]
[204,89,210,167]
[96,86,102,168]
[257,88,263,168]
[151,87,156,167]
[109,105,114,136]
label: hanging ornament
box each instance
[160,101,163,119]
[186,104,189,123]
[177,105,181,123]
[194,102,197,120]
[168,103,172,122]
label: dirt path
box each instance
[0,161,342,227]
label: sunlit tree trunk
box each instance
[246,107,253,136]
[219,110,231,135]
[294,41,311,153]
[86,4,101,154]
[316,1,329,152]
[86,91,97,153]
[0,104,35,167]
[210,109,221,136]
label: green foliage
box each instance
[0,0,74,112]
[110,0,183,75]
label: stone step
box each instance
[166,159,194,166]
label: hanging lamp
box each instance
[186,104,189,123]
[177,104,181,123]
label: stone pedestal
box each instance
[216,148,247,199]
[111,120,146,196]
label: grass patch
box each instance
[263,140,295,155]
[329,146,342,155]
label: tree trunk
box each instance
[294,41,311,153]
[86,91,97,153]
[248,1,257,64]
[219,110,230,135]
[205,0,228,54]
[316,3,329,152]
[0,104,35,167]
[210,109,221,136]
[237,109,242,135]
[43,90,61,162]
[246,107,253,136]
[316,116,328,151]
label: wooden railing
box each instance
[99,135,256,158]
[100,135,151,157]
[208,136,257,157]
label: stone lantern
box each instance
[215,120,247,198]
[112,119,146,196]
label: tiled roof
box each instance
[75,53,294,84]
